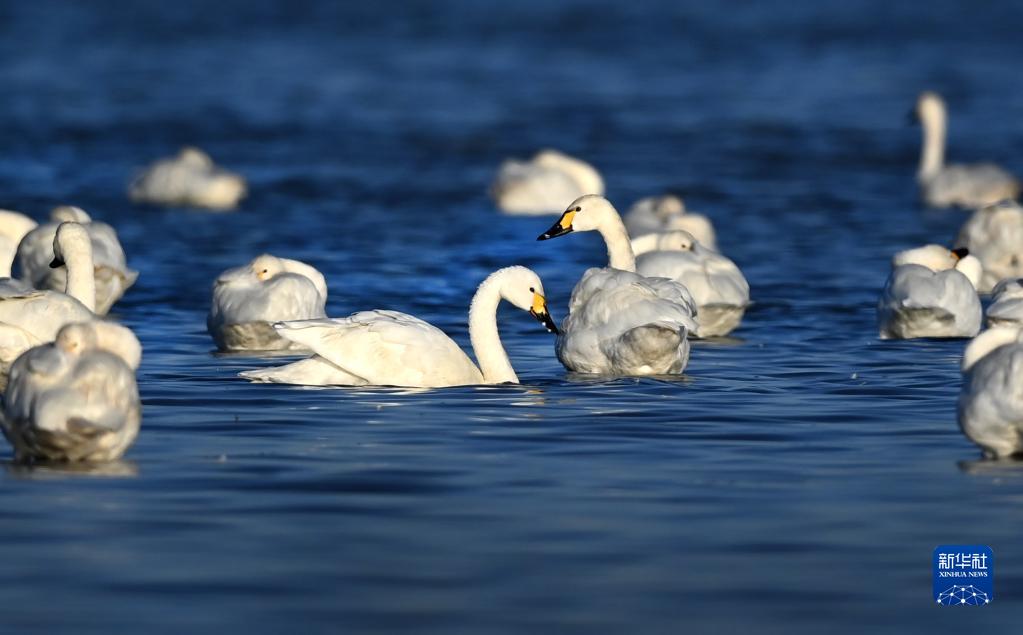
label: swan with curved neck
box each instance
[239,266,558,387]
[538,194,637,271]
[0,210,38,278]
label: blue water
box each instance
[2,0,1023,632]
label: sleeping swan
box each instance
[491,150,604,215]
[912,92,1020,209]
[129,147,247,210]
[877,245,982,339]
[633,230,749,337]
[537,195,699,375]
[16,206,137,315]
[624,195,717,250]
[958,326,1023,458]
[1,222,97,389]
[2,321,141,463]
[0,210,37,278]
[240,266,558,387]
[955,199,1023,293]
[208,254,328,351]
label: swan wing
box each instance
[211,272,325,326]
[279,258,328,304]
[492,160,584,215]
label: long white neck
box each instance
[467,274,517,384]
[597,213,637,271]
[919,109,946,181]
[64,240,96,312]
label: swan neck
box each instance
[64,239,96,312]
[598,214,636,272]
[468,275,517,384]
[919,110,946,180]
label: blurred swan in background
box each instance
[955,199,1023,293]
[209,255,328,352]
[129,147,247,210]
[877,244,982,339]
[986,278,1023,327]
[0,210,37,278]
[240,266,558,387]
[912,92,1019,209]
[16,206,137,315]
[958,326,1023,458]
[1,222,98,388]
[624,195,717,250]
[491,149,604,215]
[537,195,699,375]
[2,321,141,463]
[633,230,749,337]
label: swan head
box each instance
[912,91,946,127]
[954,253,984,290]
[655,229,698,252]
[892,245,962,272]
[50,206,92,223]
[178,147,214,168]
[650,194,686,218]
[249,254,286,282]
[50,222,92,268]
[962,326,1023,372]
[494,266,558,334]
[55,322,98,356]
[537,194,618,240]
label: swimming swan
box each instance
[537,195,699,375]
[624,195,717,250]
[491,150,604,215]
[958,326,1023,458]
[955,200,1023,293]
[877,245,982,339]
[129,147,247,210]
[16,206,137,315]
[2,321,141,462]
[0,210,37,278]
[633,230,749,337]
[986,278,1023,328]
[208,254,328,351]
[912,92,1020,209]
[239,266,558,387]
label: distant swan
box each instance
[491,150,604,215]
[0,210,37,278]
[877,245,982,339]
[537,195,699,375]
[913,92,1019,209]
[986,278,1023,328]
[129,147,247,211]
[955,199,1023,293]
[633,230,749,337]
[240,266,558,387]
[624,195,717,250]
[958,326,1023,458]
[208,254,328,351]
[2,321,141,462]
[1,222,97,388]
[16,206,137,315]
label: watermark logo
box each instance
[933,545,993,605]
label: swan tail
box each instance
[609,322,688,375]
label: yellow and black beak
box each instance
[537,208,576,241]
[49,256,65,269]
[952,247,969,261]
[529,292,559,335]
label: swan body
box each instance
[958,326,1023,458]
[538,195,699,375]
[634,230,749,337]
[240,266,558,387]
[986,278,1023,328]
[208,254,328,351]
[491,150,604,215]
[913,92,1020,209]
[0,210,37,277]
[2,321,141,462]
[129,147,247,210]
[955,200,1023,293]
[877,245,982,339]
[16,206,137,315]
[624,195,717,250]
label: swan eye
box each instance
[529,287,535,293]
[574,206,581,212]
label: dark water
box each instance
[2,1,1022,632]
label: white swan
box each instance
[491,149,604,215]
[2,321,141,462]
[208,254,328,351]
[537,195,699,375]
[129,147,247,211]
[913,92,1020,209]
[0,210,37,278]
[16,206,137,315]
[986,278,1023,328]
[877,245,983,339]
[240,266,558,387]
[623,195,717,250]
[955,199,1023,293]
[0,222,97,388]
[633,230,749,337]
[958,326,1023,458]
